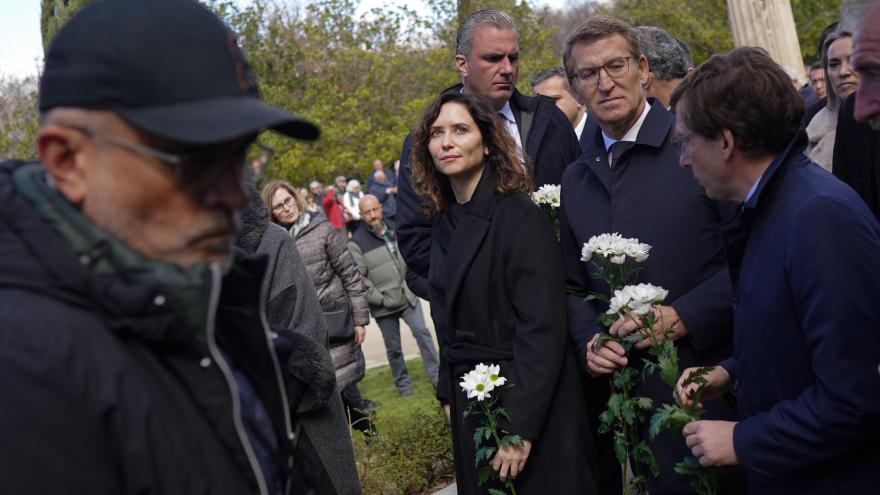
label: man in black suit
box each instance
[396,8,581,296]
[560,15,742,495]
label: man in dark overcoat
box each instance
[560,15,742,494]
[396,8,581,298]
[675,47,880,495]
[0,1,342,493]
[833,1,880,220]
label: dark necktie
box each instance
[609,140,634,167]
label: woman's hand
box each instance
[490,439,532,482]
[354,325,366,345]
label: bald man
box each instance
[347,195,439,396]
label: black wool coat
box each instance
[832,93,880,219]
[428,167,598,494]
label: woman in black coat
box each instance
[408,92,598,494]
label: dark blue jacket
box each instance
[561,100,741,494]
[722,137,880,494]
[396,86,580,297]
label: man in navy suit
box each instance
[675,47,880,495]
[396,9,581,297]
[560,15,741,494]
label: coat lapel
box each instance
[443,168,498,323]
[581,117,612,195]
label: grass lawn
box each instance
[352,358,455,494]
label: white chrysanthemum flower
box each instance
[606,286,635,315]
[532,184,561,208]
[460,369,492,401]
[581,243,593,262]
[606,283,668,316]
[624,241,651,263]
[486,364,507,388]
[610,254,626,264]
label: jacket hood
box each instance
[294,209,329,238]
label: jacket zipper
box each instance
[256,270,296,495]
[205,263,270,495]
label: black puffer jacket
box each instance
[0,161,295,495]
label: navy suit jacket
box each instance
[561,100,740,493]
[562,100,735,369]
[397,86,580,297]
[722,136,880,494]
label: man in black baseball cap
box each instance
[0,1,358,494]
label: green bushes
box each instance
[353,359,454,494]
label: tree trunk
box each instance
[726,0,805,82]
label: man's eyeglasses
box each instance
[272,196,297,214]
[671,131,697,154]
[63,124,249,194]
[572,56,638,87]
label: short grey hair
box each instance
[529,67,569,91]
[635,26,692,80]
[456,9,518,57]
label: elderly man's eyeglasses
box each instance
[272,196,297,214]
[63,124,248,194]
[573,56,638,87]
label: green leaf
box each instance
[648,404,694,440]
[632,442,660,477]
[613,434,629,465]
[475,447,488,467]
[473,427,485,446]
[674,456,702,476]
[497,407,511,422]
[658,342,680,387]
[488,489,507,495]
[478,465,496,485]
[606,392,624,416]
[642,359,657,378]
[501,434,523,447]
[634,396,653,411]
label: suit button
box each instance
[731,296,739,310]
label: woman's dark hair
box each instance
[408,93,531,217]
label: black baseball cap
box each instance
[39,0,319,144]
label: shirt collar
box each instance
[744,178,761,204]
[574,112,588,140]
[601,99,651,152]
[498,100,516,124]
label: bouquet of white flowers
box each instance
[460,363,520,495]
[531,184,561,239]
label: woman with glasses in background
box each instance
[261,180,379,435]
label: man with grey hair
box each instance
[396,8,580,299]
[530,66,589,150]
[635,26,693,109]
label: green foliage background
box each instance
[4,0,843,177]
[607,0,841,64]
